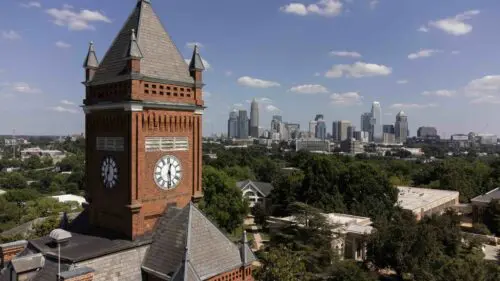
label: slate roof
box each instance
[83,41,99,68]
[10,253,44,273]
[142,203,256,280]
[471,187,500,204]
[188,45,205,71]
[237,180,274,197]
[91,0,194,85]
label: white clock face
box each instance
[101,156,118,189]
[154,155,182,190]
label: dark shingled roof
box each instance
[471,187,500,204]
[83,41,99,68]
[188,45,205,71]
[237,180,274,197]
[142,203,256,280]
[91,0,193,85]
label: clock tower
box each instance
[82,0,204,240]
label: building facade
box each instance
[315,114,327,140]
[417,126,437,139]
[395,111,408,144]
[238,110,249,139]
[227,111,239,138]
[0,1,256,280]
[360,112,372,133]
[371,102,382,142]
[250,99,259,138]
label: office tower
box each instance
[309,120,317,138]
[250,99,259,138]
[227,111,239,138]
[338,120,352,141]
[417,127,438,138]
[360,112,372,132]
[371,101,382,142]
[273,115,282,122]
[271,115,281,133]
[332,121,339,141]
[395,111,408,143]
[383,124,395,134]
[315,114,327,140]
[347,125,355,140]
[238,110,249,139]
[285,123,300,140]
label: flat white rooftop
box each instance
[397,186,459,213]
[51,194,87,205]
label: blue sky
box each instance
[1,0,500,137]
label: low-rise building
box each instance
[295,138,331,153]
[20,147,66,162]
[51,194,87,207]
[471,187,500,222]
[397,186,459,220]
[237,180,274,208]
[269,213,374,261]
[340,139,364,154]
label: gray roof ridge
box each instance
[190,204,240,253]
[247,181,266,197]
[96,1,142,71]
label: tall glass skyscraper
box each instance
[250,99,259,138]
[238,110,249,139]
[227,111,238,138]
[395,111,409,143]
[360,112,372,133]
[315,114,326,140]
[371,102,382,142]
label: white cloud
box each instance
[418,26,429,33]
[256,97,273,103]
[463,75,500,99]
[186,42,204,49]
[329,50,362,58]
[50,106,78,114]
[12,82,42,94]
[2,30,21,40]
[184,58,211,70]
[451,50,460,55]
[421,89,456,97]
[397,80,409,84]
[280,0,343,17]
[46,6,111,31]
[330,92,363,105]
[314,72,321,77]
[55,41,71,48]
[289,84,329,94]
[21,1,41,8]
[427,10,480,36]
[325,62,392,78]
[265,105,282,113]
[237,76,280,88]
[469,95,500,104]
[60,100,76,105]
[370,0,379,9]
[390,103,438,109]
[225,71,233,77]
[408,49,441,60]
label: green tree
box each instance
[484,199,500,235]
[223,166,256,181]
[4,189,41,202]
[255,245,308,281]
[1,172,28,189]
[29,216,61,238]
[326,261,377,281]
[200,166,249,234]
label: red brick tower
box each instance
[82,0,205,240]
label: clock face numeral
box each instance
[154,155,182,190]
[101,156,118,189]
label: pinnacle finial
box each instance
[84,41,99,68]
[189,44,205,71]
[131,29,137,41]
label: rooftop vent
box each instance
[49,229,72,246]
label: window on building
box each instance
[96,137,124,151]
[145,137,189,152]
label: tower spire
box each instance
[189,44,205,71]
[83,41,99,82]
[126,29,143,59]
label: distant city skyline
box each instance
[1,1,500,136]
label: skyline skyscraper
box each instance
[371,101,382,142]
[238,110,249,139]
[250,99,259,138]
[332,121,339,141]
[360,112,372,133]
[395,111,409,143]
[315,114,327,140]
[227,111,238,138]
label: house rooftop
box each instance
[471,187,500,204]
[397,186,459,213]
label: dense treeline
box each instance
[201,144,500,280]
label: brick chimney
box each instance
[0,240,27,268]
[58,267,95,281]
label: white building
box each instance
[269,213,374,261]
[21,147,65,162]
[51,194,87,206]
[397,186,459,220]
[237,180,274,208]
[295,139,331,153]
